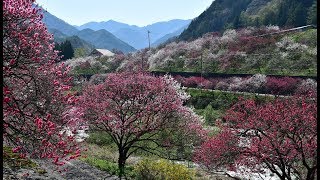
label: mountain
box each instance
[151,25,189,47]
[42,10,79,36]
[144,19,191,42]
[112,29,147,50]
[77,20,140,33]
[75,29,136,53]
[179,0,316,40]
[76,19,191,49]
[48,28,68,41]
[42,10,136,53]
[48,28,95,55]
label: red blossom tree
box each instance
[3,0,82,167]
[80,72,206,177]
[194,95,317,180]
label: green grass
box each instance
[290,29,317,47]
[80,156,136,178]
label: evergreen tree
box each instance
[307,0,317,25]
[55,40,74,61]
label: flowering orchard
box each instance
[194,94,317,179]
[80,72,206,177]
[3,0,82,167]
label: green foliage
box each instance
[187,89,240,110]
[195,106,222,126]
[81,157,135,178]
[290,29,317,47]
[74,48,87,58]
[134,158,195,180]
[3,146,37,169]
[180,0,315,40]
[187,88,274,111]
[72,64,105,75]
[54,40,74,60]
[203,105,222,125]
[307,0,317,25]
[86,132,116,147]
[179,0,252,40]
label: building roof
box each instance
[90,49,115,57]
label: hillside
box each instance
[179,0,317,40]
[42,10,79,36]
[103,26,317,76]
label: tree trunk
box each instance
[306,168,316,180]
[118,149,127,179]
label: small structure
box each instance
[89,49,115,57]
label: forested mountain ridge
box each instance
[42,9,136,53]
[179,0,317,40]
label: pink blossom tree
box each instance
[80,72,206,177]
[3,0,82,167]
[194,95,317,180]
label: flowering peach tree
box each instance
[3,0,82,167]
[80,72,206,177]
[194,94,317,180]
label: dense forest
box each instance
[179,0,317,40]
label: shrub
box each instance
[295,78,317,95]
[82,157,135,178]
[266,77,300,95]
[241,74,267,93]
[134,159,195,180]
[201,79,215,89]
[203,105,222,126]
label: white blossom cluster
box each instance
[276,37,308,52]
[163,74,190,101]
[64,56,97,69]
[220,29,237,43]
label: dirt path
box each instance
[3,159,119,180]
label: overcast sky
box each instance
[35,0,213,26]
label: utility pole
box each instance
[147,30,151,50]
[200,52,203,88]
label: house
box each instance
[89,49,115,57]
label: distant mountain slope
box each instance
[151,25,189,47]
[112,29,147,50]
[48,28,95,55]
[42,11,79,36]
[42,10,136,53]
[144,19,191,41]
[179,0,316,40]
[48,28,68,41]
[75,29,136,53]
[77,20,140,33]
[77,19,191,49]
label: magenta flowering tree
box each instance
[194,95,317,179]
[80,72,206,177]
[3,0,82,167]
[266,77,300,95]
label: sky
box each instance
[35,0,213,26]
